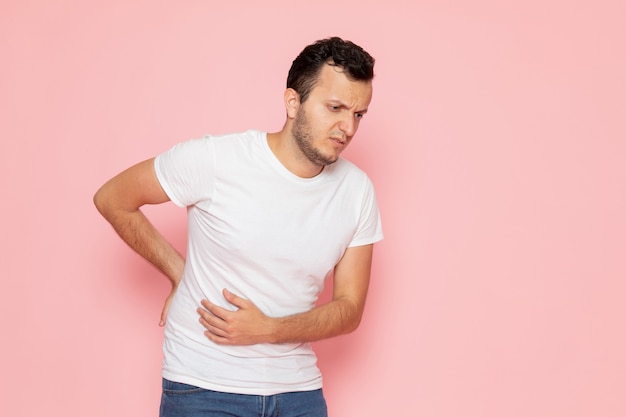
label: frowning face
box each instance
[290,63,373,167]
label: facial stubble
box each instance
[292,107,338,167]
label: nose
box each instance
[339,114,357,138]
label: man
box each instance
[94,36,383,417]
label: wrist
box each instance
[265,316,281,344]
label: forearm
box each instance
[94,158,185,286]
[268,298,364,344]
[268,245,373,344]
[98,205,185,286]
[198,246,373,346]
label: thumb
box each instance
[160,289,175,326]
[223,288,247,308]
[160,302,169,326]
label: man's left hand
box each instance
[197,288,275,345]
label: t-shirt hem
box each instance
[153,156,186,208]
[349,233,384,248]
[161,370,323,396]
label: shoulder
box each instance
[326,157,372,186]
[208,129,264,146]
[171,129,263,148]
[161,130,264,158]
[195,129,264,156]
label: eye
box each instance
[355,113,364,119]
[329,105,341,112]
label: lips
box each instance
[330,137,345,147]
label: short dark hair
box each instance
[287,37,375,103]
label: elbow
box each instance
[346,316,363,334]
[342,307,364,335]
[93,187,107,215]
[93,186,116,220]
[333,298,366,336]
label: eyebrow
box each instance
[328,100,369,114]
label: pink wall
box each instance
[2,1,625,416]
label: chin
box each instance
[322,155,340,166]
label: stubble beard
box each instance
[292,108,338,167]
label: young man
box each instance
[94,37,383,417]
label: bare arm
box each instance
[198,244,374,345]
[93,158,185,325]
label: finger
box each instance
[199,314,229,336]
[160,296,173,327]
[222,288,249,309]
[198,313,234,345]
[200,299,230,320]
[204,330,232,345]
[196,306,224,325]
[160,303,167,326]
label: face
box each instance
[291,63,373,167]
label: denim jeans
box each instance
[159,379,328,417]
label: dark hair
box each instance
[287,37,375,103]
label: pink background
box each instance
[2,1,625,416]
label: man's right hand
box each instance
[160,284,178,326]
[94,158,185,320]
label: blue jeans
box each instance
[159,379,328,417]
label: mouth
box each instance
[330,137,346,148]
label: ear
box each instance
[284,88,300,119]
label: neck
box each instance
[267,130,324,178]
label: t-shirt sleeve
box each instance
[154,137,216,208]
[349,177,384,247]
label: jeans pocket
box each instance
[162,379,205,395]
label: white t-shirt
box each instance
[154,130,383,395]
